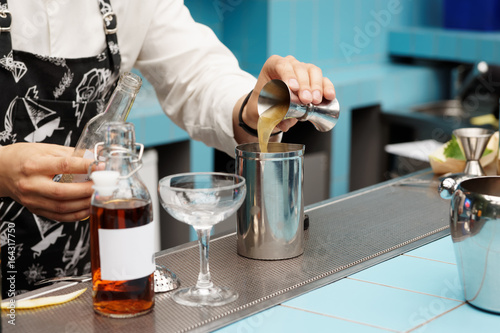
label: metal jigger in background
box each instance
[454,127,495,176]
[258,79,340,132]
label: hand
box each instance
[0,143,95,222]
[234,55,336,143]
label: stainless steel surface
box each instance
[235,142,305,260]
[453,127,494,176]
[412,99,468,118]
[257,79,340,132]
[154,264,180,293]
[448,176,500,313]
[2,170,450,333]
[438,173,475,199]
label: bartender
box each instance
[0,0,336,297]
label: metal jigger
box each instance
[258,79,340,132]
[453,127,495,176]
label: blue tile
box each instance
[330,86,353,196]
[129,117,145,145]
[357,79,379,105]
[223,1,268,71]
[185,0,223,35]
[405,236,457,264]
[459,35,479,63]
[334,80,358,106]
[494,39,500,66]
[479,37,496,64]
[216,305,388,333]
[338,0,358,64]
[414,30,436,58]
[420,303,500,333]
[349,255,463,301]
[392,0,413,27]
[317,0,336,63]
[190,140,214,173]
[437,32,459,60]
[379,74,400,109]
[357,1,378,59]
[419,0,443,28]
[284,278,461,332]
[268,1,293,56]
[388,30,412,55]
[144,114,186,147]
[293,1,314,62]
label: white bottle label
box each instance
[99,222,156,281]
[73,149,95,183]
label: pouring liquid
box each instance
[257,104,288,153]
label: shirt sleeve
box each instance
[133,0,257,156]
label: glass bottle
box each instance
[59,72,142,183]
[89,122,155,318]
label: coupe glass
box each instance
[158,172,246,306]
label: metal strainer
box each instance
[154,264,180,293]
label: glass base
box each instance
[172,285,238,307]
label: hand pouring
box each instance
[258,79,340,132]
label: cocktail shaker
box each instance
[235,142,305,260]
[444,176,500,314]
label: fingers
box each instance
[18,177,95,201]
[24,155,94,180]
[323,77,336,101]
[276,118,298,132]
[0,143,95,222]
[264,55,335,105]
[19,182,93,222]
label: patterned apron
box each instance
[0,0,121,297]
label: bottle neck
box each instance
[106,154,136,177]
[103,72,142,122]
[102,87,137,123]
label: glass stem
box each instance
[195,227,213,290]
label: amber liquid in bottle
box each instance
[90,199,154,318]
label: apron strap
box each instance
[0,0,121,74]
[0,0,13,60]
[98,0,121,74]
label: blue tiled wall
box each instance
[184,0,487,197]
[186,0,444,75]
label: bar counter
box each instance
[3,169,500,332]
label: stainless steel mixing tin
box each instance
[235,142,305,260]
[449,176,500,314]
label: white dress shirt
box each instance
[7,0,257,155]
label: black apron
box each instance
[0,0,121,298]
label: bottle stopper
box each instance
[90,170,120,196]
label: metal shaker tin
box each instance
[235,142,305,260]
[449,176,500,313]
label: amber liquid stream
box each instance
[257,104,288,152]
[90,199,154,318]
